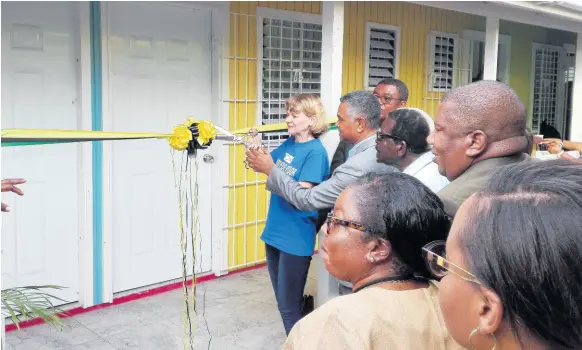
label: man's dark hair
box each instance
[377,78,409,101]
[388,109,431,155]
[348,172,450,277]
[462,160,582,348]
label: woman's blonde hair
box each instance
[285,93,328,138]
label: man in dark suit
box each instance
[428,80,533,217]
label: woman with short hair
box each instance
[284,172,463,349]
[424,159,582,349]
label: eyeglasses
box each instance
[422,240,482,285]
[373,94,404,105]
[326,211,367,235]
[376,130,404,144]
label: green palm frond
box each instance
[1,285,68,330]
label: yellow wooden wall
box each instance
[227,2,322,270]
[341,2,559,121]
[341,2,485,109]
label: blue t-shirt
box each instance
[261,137,330,256]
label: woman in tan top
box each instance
[283,172,463,350]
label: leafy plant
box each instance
[1,285,68,330]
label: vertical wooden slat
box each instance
[364,2,371,27]
[347,2,357,93]
[355,2,365,90]
[415,4,423,108]
[400,3,409,91]
[418,5,427,110]
[342,2,352,94]
[312,1,321,15]
[370,1,377,24]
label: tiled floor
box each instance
[5,265,317,350]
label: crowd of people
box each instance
[3,78,581,349]
[245,79,582,349]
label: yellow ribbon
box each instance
[1,116,338,150]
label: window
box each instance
[364,23,400,90]
[531,44,565,135]
[459,30,512,86]
[259,12,322,149]
[429,32,458,92]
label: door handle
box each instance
[203,154,214,163]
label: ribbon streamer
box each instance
[1,129,171,147]
[1,117,338,148]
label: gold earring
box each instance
[469,327,497,350]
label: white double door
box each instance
[104,2,216,293]
[1,1,218,305]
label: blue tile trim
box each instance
[89,1,103,305]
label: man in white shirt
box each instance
[375,107,449,193]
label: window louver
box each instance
[366,26,398,89]
[430,34,456,91]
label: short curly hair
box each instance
[285,93,329,138]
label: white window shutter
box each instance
[429,33,457,92]
[365,24,399,89]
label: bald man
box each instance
[428,80,534,217]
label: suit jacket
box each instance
[315,140,352,231]
[437,154,536,217]
[267,135,398,211]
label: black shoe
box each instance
[301,294,314,317]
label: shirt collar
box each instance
[403,151,435,176]
[347,134,376,159]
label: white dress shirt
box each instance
[403,151,450,193]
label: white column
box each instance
[317,1,344,308]
[483,16,500,80]
[320,1,344,116]
[570,33,582,141]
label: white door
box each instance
[105,2,214,293]
[1,2,82,304]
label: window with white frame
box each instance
[364,23,400,90]
[429,32,457,92]
[260,15,322,149]
[531,44,565,135]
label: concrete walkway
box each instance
[5,265,317,350]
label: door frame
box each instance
[98,1,230,303]
[461,29,512,85]
[529,42,567,135]
[77,1,96,309]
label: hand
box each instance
[542,138,562,154]
[2,178,26,212]
[245,147,274,175]
[560,152,582,164]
